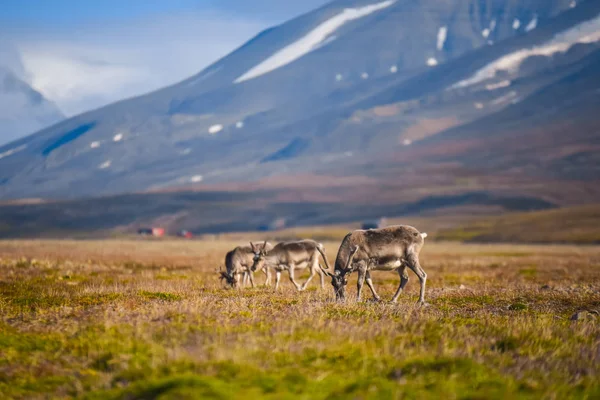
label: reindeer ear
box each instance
[250,242,256,252]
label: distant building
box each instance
[137,227,165,237]
[258,218,287,232]
[361,218,387,230]
[178,230,193,239]
[152,228,165,237]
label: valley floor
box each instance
[1,240,599,399]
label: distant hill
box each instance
[436,204,600,243]
[0,65,64,146]
[0,0,599,238]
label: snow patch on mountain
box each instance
[453,15,600,88]
[513,19,521,30]
[486,80,511,90]
[187,67,222,87]
[99,160,111,169]
[0,145,27,160]
[525,15,538,32]
[234,0,395,83]
[437,26,448,50]
[208,124,224,134]
[490,90,518,105]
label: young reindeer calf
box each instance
[321,225,428,305]
[251,239,331,291]
[219,241,273,288]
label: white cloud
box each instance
[20,47,152,116]
[12,12,266,116]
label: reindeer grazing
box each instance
[251,239,331,291]
[321,225,428,304]
[219,241,273,288]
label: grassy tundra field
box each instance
[1,239,599,399]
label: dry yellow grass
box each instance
[436,204,600,244]
[1,239,599,399]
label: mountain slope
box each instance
[0,0,598,200]
[0,66,64,147]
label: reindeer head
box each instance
[250,240,268,272]
[218,266,236,288]
[330,269,350,300]
[322,245,359,301]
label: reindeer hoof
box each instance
[417,301,430,308]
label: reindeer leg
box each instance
[365,271,381,302]
[319,264,325,289]
[235,273,242,290]
[275,271,282,291]
[248,270,255,288]
[301,260,319,291]
[263,267,271,287]
[288,267,302,291]
[356,268,366,302]
[391,265,409,303]
[406,254,427,305]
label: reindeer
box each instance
[219,241,274,288]
[321,225,428,305]
[251,239,331,291]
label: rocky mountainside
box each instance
[0,0,598,200]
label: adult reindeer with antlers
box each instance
[219,241,273,288]
[321,225,429,305]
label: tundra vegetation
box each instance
[0,239,599,399]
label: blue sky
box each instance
[0,1,327,24]
[0,0,328,115]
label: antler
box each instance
[320,245,360,277]
[319,264,333,277]
[344,246,360,272]
[218,266,235,286]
